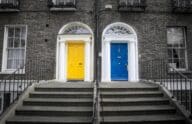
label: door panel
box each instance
[67,42,85,80]
[111,43,128,81]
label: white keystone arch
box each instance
[56,22,94,82]
[102,22,139,82]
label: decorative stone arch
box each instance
[101,22,139,82]
[56,22,94,82]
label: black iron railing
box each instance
[0,58,53,115]
[118,0,146,11]
[0,0,20,9]
[172,0,192,12]
[141,59,192,117]
[48,0,76,8]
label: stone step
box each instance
[6,116,92,124]
[99,82,157,87]
[23,98,93,107]
[15,106,92,117]
[100,115,185,124]
[34,87,93,92]
[36,82,93,88]
[99,87,159,92]
[101,98,170,106]
[100,105,176,116]
[100,91,163,98]
[29,92,93,98]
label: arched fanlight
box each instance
[104,24,134,36]
[62,24,91,35]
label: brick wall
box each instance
[0,0,191,80]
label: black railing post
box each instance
[190,79,192,117]
[185,78,188,109]
[180,75,183,104]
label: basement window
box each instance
[167,27,188,71]
[1,25,27,73]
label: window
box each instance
[172,0,192,13]
[2,25,27,73]
[0,0,19,8]
[172,0,192,8]
[54,0,75,6]
[0,0,15,4]
[119,0,142,6]
[49,0,76,7]
[167,27,188,70]
[118,0,146,12]
[48,0,76,11]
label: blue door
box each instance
[111,43,128,81]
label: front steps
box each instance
[3,81,187,124]
[100,82,186,124]
[6,82,94,124]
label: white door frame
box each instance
[101,22,139,82]
[56,22,94,82]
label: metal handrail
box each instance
[0,58,53,116]
[169,64,190,80]
[141,59,192,117]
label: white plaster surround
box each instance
[56,22,94,82]
[101,22,139,82]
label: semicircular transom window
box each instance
[63,24,91,35]
[105,25,134,36]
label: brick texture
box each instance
[0,0,191,80]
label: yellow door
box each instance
[67,42,85,80]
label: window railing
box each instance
[48,0,76,8]
[141,59,192,118]
[118,0,146,11]
[0,0,19,9]
[172,0,192,12]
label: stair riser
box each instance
[101,101,170,106]
[100,88,159,92]
[101,94,163,98]
[100,120,185,124]
[100,109,176,116]
[35,88,93,92]
[23,101,93,107]
[7,121,92,124]
[100,121,185,124]
[16,111,92,117]
[29,94,93,99]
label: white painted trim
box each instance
[1,25,28,73]
[1,26,8,72]
[102,22,139,82]
[58,35,92,42]
[56,22,94,82]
